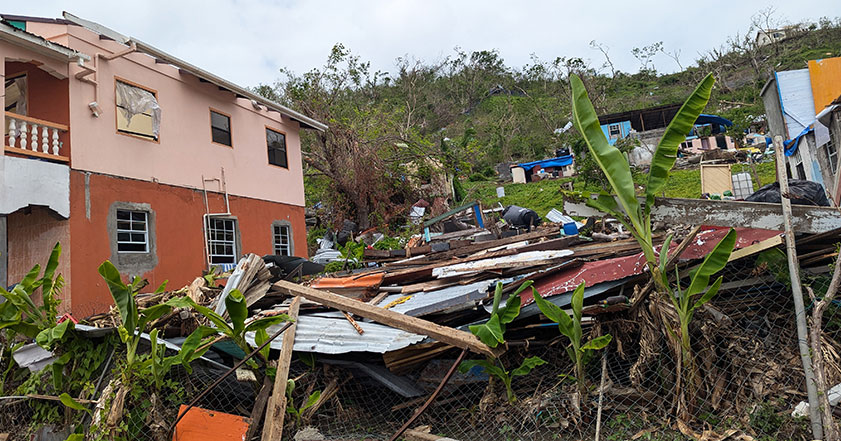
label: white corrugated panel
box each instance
[248,316,426,355]
[776,69,817,139]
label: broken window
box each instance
[266,128,288,168]
[5,74,26,115]
[116,210,149,253]
[210,109,232,146]
[206,218,238,264]
[608,124,621,139]
[793,148,807,180]
[273,224,292,256]
[116,80,161,141]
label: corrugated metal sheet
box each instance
[776,69,817,139]
[249,316,426,355]
[432,250,574,278]
[521,227,782,306]
[379,280,494,316]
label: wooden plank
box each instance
[273,281,501,358]
[423,201,479,227]
[729,234,783,261]
[565,197,841,234]
[261,296,301,441]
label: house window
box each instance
[266,128,288,168]
[793,148,806,180]
[5,73,26,115]
[206,218,238,264]
[608,124,621,138]
[210,109,232,147]
[116,210,149,253]
[116,79,161,141]
[828,130,838,175]
[273,224,292,256]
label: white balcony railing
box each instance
[5,112,69,162]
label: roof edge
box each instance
[61,12,327,132]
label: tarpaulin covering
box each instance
[784,126,814,156]
[517,155,573,171]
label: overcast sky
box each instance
[11,1,841,87]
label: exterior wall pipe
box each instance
[775,135,824,440]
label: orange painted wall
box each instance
[68,171,306,316]
[809,57,841,113]
[5,61,71,156]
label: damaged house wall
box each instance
[1,17,321,315]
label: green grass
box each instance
[462,161,777,220]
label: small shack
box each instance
[511,155,575,183]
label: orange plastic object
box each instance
[172,405,250,441]
[311,273,385,290]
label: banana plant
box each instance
[459,281,546,403]
[660,227,736,392]
[285,378,321,428]
[570,73,715,288]
[532,281,612,401]
[182,289,290,366]
[0,242,64,338]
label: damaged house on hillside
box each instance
[0,13,325,314]
[760,56,841,203]
[597,103,735,166]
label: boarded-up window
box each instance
[116,80,160,141]
[210,110,232,146]
[5,74,26,115]
[266,128,287,168]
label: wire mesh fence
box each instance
[2,251,840,440]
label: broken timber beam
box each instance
[565,197,841,234]
[261,297,301,441]
[273,281,501,358]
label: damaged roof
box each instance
[13,12,327,132]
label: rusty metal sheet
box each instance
[520,227,782,306]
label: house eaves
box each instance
[0,20,90,62]
[61,12,327,132]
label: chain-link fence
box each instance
[2,249,840,440]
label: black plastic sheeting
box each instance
[745,180,831,206]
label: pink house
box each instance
[1,13,326,314]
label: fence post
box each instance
[774,135,823,440]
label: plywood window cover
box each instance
[207,218,238,264]
[114,77,160,143]
[266,126,288,169]
[273,224,291,256]
[210,107,233,148]
[116,209,149,253]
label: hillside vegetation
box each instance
[254,12,841,230]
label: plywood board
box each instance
[700,164,733,196]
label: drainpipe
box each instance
[74,42,137,117]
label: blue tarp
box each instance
[784,126,814,156]
[696,114,733,127]
[517,155,573,171]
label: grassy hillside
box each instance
[463,161,778,220]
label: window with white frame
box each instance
[608,124,621,138]
[827,131,838,175]
[207,218,238,264]
[116,210,149,253]
[793,148,806,180]
[273,224,292,256]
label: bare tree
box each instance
[589,40,618,77]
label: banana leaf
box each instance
[645,74,715,218]
[570,74,642,235]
